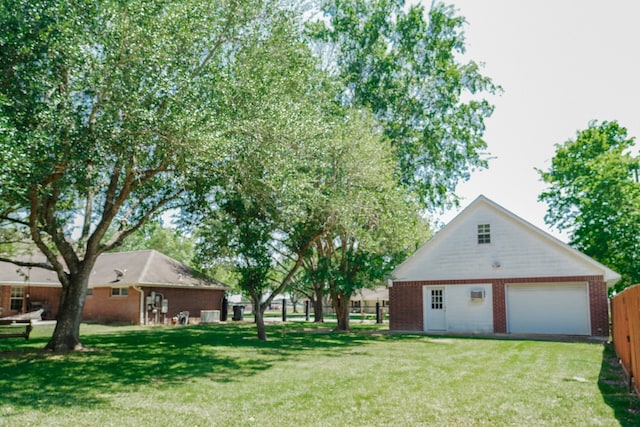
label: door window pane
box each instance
[431,289,443,309]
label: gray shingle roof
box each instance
[0,249,227,290]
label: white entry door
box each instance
[424,286,446,331]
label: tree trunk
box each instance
[312,290,324,323]
[333,290,350,331]
[45,270,91,352]
[255,305,267,341]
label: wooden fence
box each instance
[611,284,640,395]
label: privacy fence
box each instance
[611,284,640,396]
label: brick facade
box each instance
[389,282,424,330]
[83,287,141,324]
[390,275,610,337]
[1,284,226,325]
[588,277,609,336]
[0,285,61,319]
[27,287,61,320]
[143,287,225,321]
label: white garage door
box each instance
[506,283,590,335]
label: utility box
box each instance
[200,310,220,324]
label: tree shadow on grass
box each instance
[598,343,640,426]
[0,322,396,411]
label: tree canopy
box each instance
[1,0,497,346]
[0,0,300,350]
[309,0,499,207]
[110,221,195,266]
[191,7,335,340]
[539,120,640,292]
[300,111,428,331]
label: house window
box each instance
[86,288,93,296]
[10,287,24,311]
[431,289,443,310]
[111,287,128,297]
[477,224,491,244]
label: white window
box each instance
[10,287,24,311]
[111,287,128,297]
[431,289,443,310]
[477,224,491,244]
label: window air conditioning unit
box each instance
[470,289,485,301]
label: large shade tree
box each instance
[539,120,640,292]
[300,112,427,331]
[294,0,492,327]
[309,0,499,208]
[192,10,334,341]
[0,0,290,351]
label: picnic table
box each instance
[0,319,33,340]
[0,309,43,340]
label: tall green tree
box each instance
[539,120,640,292]
[193,10,332,341]
[0,0,284,351]
[309,0,499,208]
[295,254,330,322]
[301,112,428,331]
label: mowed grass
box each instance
[0,322,638,426]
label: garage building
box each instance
[390,195,620,337]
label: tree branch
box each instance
[260,230,326,310]
[101,190,183,252]
[1,216,30,228]
[27,188,72,287]
[0,257,56,271]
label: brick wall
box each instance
[144,287,225,320]
[27,287,62,320]
[83,286,226,324]
[391,275,609,336]
[2,284,227,325]
[0,286,8,315]
[389,282,424,330]
[0,285,61,319]
[587,277,609,336]
[492,282,507,333]
[83,287,140,324]
[0,286,7,314]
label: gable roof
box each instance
[351,287,389,302]
[0,249,227,290]
[393,195,621,286]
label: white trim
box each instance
[423,285,447,331]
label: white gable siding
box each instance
[395,202,604,282]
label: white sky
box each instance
[430,0,640,241]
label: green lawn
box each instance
[0,322,638,426]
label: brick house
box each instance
[390,195,620,337]
[0,250,228,324]
[350,288,389,314]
